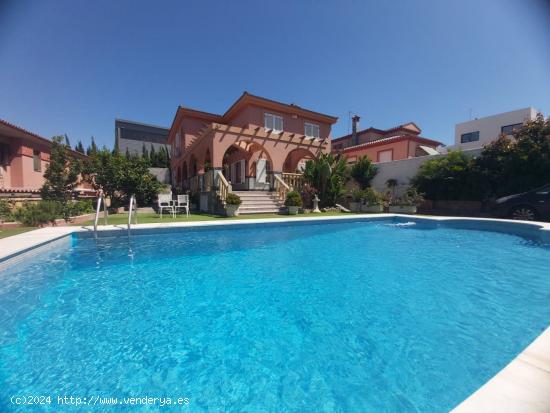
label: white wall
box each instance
[371,148,481,196]
[452,107,538,150]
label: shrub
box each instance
[13,201,61,226]
[284,190,303,207]
[303,153,349,207]
[390,187,424,206]
[349,189,365,202]
[363,188,383,205]
[225,193,242,206]
[350,156,377,189]
[0,199,13,222]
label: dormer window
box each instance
[264,113,283,132]
[304,122,320,138]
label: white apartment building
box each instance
[453,107,540,150]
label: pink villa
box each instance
[332,116,443,163]
[0,119,90,202]
[168,92,338,213]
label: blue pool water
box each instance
[1,218,550,412]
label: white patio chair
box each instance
[174,194,190,218]
[157,193,174,219]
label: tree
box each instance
[75,140,85,154]
[303,153,348,207]
[41,136,81,206]
[86,136,98,156]
[64,134,71,148]
[142,143,150,165]
[350,156,377,189]
[473,114,550,198]
[411,151,480,200]
[83,149,163,207]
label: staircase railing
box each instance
[127,194,137,231]
[93,193,108,235]
[274,174,290,202]
[216,170,231,203]
[282,173,304,191]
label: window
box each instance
[264,113,283,132]
[0,143,9,165]
[501,123,523,136]
[377,150,393,163]
[304,122,320,138]
[33,150,41,172]
[460,131,480,143]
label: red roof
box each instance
[339,134,442,154]
[0,118,88,159]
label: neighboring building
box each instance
[453,107,539,150]
[0,118,91,200]
[331,116,442,163]
[115,119,170,156]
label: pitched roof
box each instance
[168,92,338,140]
[338,134,442,153]
[332,122,422,143]
[0,118,88,159]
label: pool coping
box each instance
[1,213,549,412]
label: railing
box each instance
[274,174,290,202]
[282,173,304,191]
[217,170,230,203]
[127,194,137,231]
[93,193,108,235]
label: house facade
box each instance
[168,92,337,211]
[0,119,90,201]
[332,117,442,163]
[452,107,539,151]
[115,119,170,156]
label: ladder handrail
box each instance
[127,194,137,231]
[94,194,104,233]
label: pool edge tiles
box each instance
[1,213,550,411]
[452,326,550,413]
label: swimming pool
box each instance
[1,217,549,412]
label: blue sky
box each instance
[0,0,549,149]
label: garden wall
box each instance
[370,148,481,195]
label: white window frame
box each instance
[304,122,320,138]
[264,113,283,132]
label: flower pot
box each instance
[389,205,417,214]
[361,204,384,213]
[287,206,300,215]
[225,204,240,217]
[349,201,361,212]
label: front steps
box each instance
[232,191,284,214]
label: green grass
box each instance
[0,227,36,239]
[77,211,350,226]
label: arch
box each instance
[283,148,316,173]
[220,141,274,189]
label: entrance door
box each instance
[256,159,267,184]
[231,160,245,185]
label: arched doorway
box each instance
[283,148,316,173]
[221,141,273,190]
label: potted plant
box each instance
[285,190,303,215]
[389,187,424,214]
[225,193,241,217]
[348,189,364,213]
[361,188,384,213]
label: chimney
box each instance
[351,115,361,146]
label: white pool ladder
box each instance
[93,193,108,235]
[128,194,137,231]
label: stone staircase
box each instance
[232,191,283,214]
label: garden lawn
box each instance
[77,211,349,226]
[0,227,36,239]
